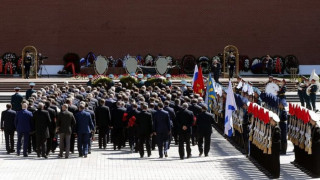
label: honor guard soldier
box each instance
[136,74,145,88]
[309,78,318,112]
[277,79,287,100]
[265,76,274,85]
[297,76,307,107]
[235,76,243,94]
[26,82,36,100]
[304,78,311,109]
[166,74,172,87]
[278,99,288,154]
[87,75,93,87]
[211,59,221,83]
[11,87,23,111]
[24,51,32,79]
[227,52,236,79]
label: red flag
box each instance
[305,109,310,124]
[122,113,128,122]
[248,102,253,113]
[289,103,292,115]
[193,66,205,95]
[254,105,259,118]
[259,107,264,122]
[265,111,270,124]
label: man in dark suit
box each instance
[176,103,194,159]
[163,100,175,148]
[11,87,23,111]
[56,104,76,158]
[66,98,78,153]
[33,102,51,158]
[110,101,126,150]
[75,104,94,158]
[27,100,37,153]
[1,104,16,154]
[153,102,171,158]
[95,99,111,149]
[136,103,153,158]
[26,82,36,100]
[15,103,33,157]
[44,101,57,155]
[188,99,202,146]
[126,103,140,152]
[196,105,214,157]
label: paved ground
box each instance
[0,103,316,180]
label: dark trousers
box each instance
[28,133,36,152]
[36,135,47,157]
[229,68,234,78]
[17,132,29,156]
[4,130,14,152]
[298,90,305,107]
[59,133,71,157]
[197,133,211,155]
[98,128,109,148]
[70,133,76,152]
[46,133,55,155]
[191,126,198,145]
[138,134,151,157]
[279,122,287,154]
[310,94,316,111]
[172,127,178,145]
[25,65,30,78]
[179,133,191,158]
[112,128,123,150]
[152,135,157,150]
[304,93,311,110]
[214,73,219,83]
[156,133,169,157]
[77,133,89,156]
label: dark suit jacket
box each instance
[15,109,33,133]
[56,110,76,134]
[196,111,214,134]
[11,93,23,111]
[85,109,96,128]
[188,104,202,117]
[33,109,51,139]
[95,105,111,129]
[75,110,94,134]
[26,89,36,100]
[136,110,153,136]
[111,107,126,129]
[164,106,175,127]
[1,109,16,131]
[45,107,57,135]
[176,109,194,134]
[153,109,171,134]
[68,104,78,115]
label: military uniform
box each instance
[309,84,318,111]
[277,85,287,100]
[26,88,36,100]
[297,81,306,107]
[279,109,288,154]
[24,55,32,79]
[11,92,23,111]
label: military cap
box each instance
[108,74,114,79]
[88,75,93,79]
[137,74,143,79]
[29,82,35,86]
[14,87,21,90]
[147,74,152,78]
[166,74,171,78]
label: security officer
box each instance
[309,78,318,112]
[196,105,214,157]
[211,59,221,83]
[228,52,236,79]
[278,99,288,154]
[11,87,23,111]
[87,75,93,87]
[297,76,307,107]
[26,82,36,100]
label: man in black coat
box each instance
[126,103,140,152]
[11,87,23,111]
[110,101,126,150]
[176,103,194,159]
[188,99,202,146]
[163,100,175,148]
[44,101,57,155]
[1,104,16,154]
[196,105,214,157]
[136,103,153,158]
[27,100,37,153]
[153,102,171,158]
[95,99,111,149]
[26,82,36,100]
[56,104,76,158]
[66,98,78,153]
[32,103,51,158]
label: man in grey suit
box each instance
[56,104,76,158]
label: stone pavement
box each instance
[0,103,314,180]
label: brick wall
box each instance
[0,0,319,65]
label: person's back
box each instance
[75,110,94,134]
[15,109,33,133]
[57,110,75,134]
[153,109,170,134]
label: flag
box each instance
[204,73,217,111]
[192,65,205,95]
[224,81,237,137]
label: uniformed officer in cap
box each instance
[107,74,115,90]
[297,76,307,107]
[277,79,287,100]
[11,87,23,111]
[166,74,172,87]
[265,76,273,85]
[278,99,288,154]
[144,74,152,87]
[136,74,145,88]
[24,51,32,79]
[87,75,93,87]
[309,78,318,112]
[211,59,221,83]
[26,82,36,100]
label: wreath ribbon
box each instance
[65,62,76,76]
[0,60,3,73]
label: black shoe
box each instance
[205,154,208,157]
[58,154,63,158]
[43,156,48,159]
[99,147,102,149]
[37,154,40,158]
[10,149,15,153]
[88,151,91,154]
[180,157,184,160]
[79,154,83,157]
[17,153,20,156]
[71,151,74,154]
[164,152,168,157]
[199,152,203,157]
[103,146,106,149]
[65,156,69,159]
[159,156,163,158]
[148,154,151,157]
[7,151,10,154]
[187,154,192,158]
[23,154,28,157]
[84,155,87,158]
[140,155,144,158]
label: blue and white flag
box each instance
[224,81,237,137]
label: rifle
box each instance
[249,116,255,142]
[267,125,272,154]
[263,124,269,154]
[299,123,306,149]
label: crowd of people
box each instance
[1,77,215,159]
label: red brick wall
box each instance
[0,0,319,65]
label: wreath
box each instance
[181,55,196,74]
[120,76,138,89]
[239,55,251,72]
[198,56,210,74]
[251,58,263,74]
[92,77,112,87]
[62,53,80,74]
[85,52,96,66]
[285,55,299,74]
